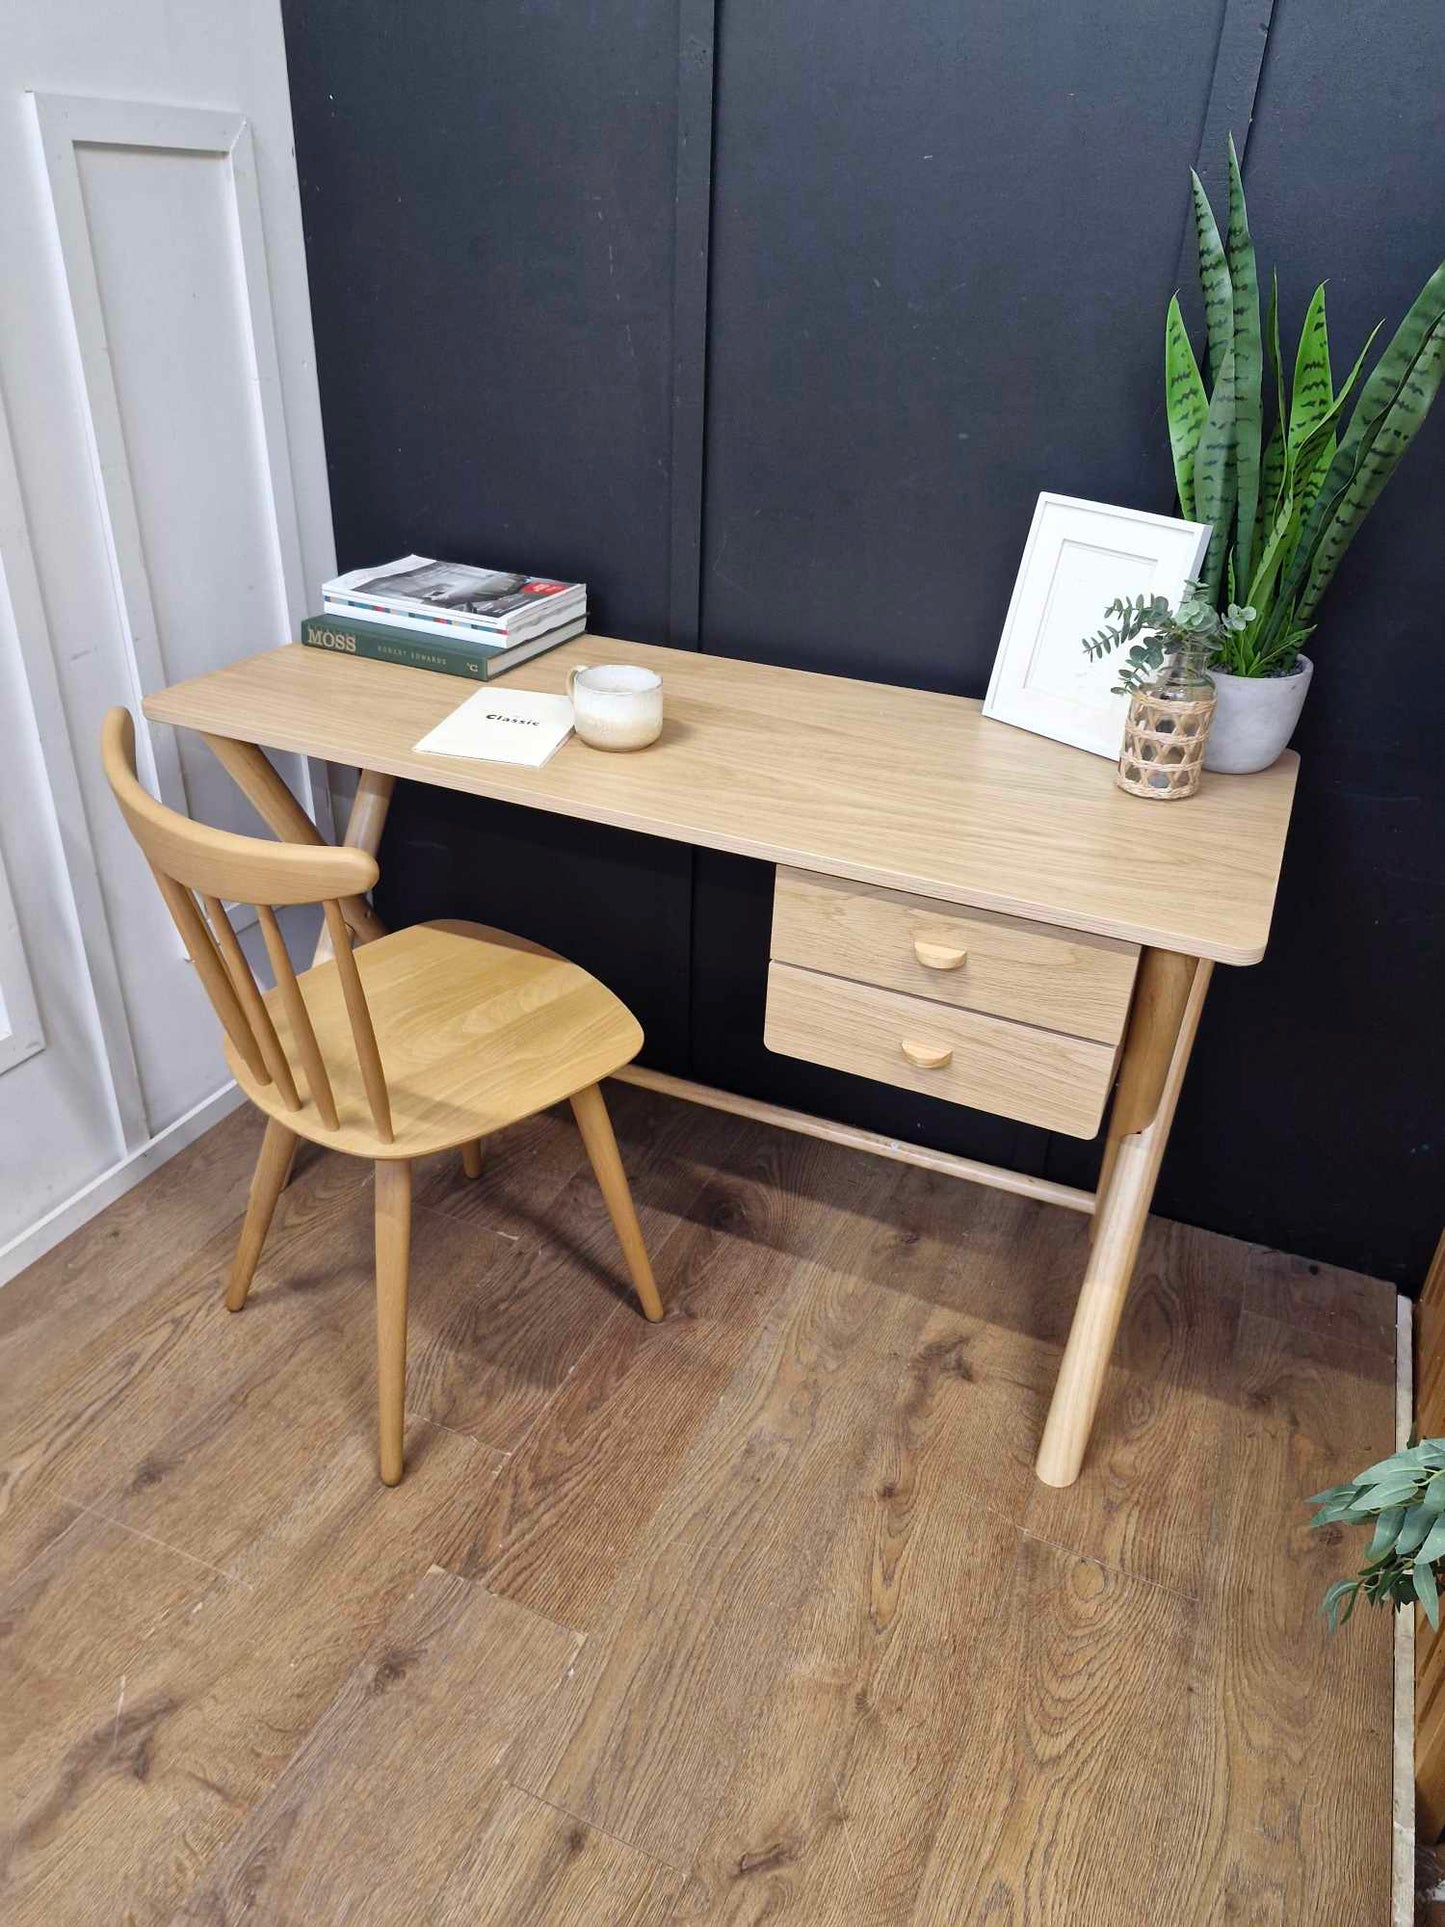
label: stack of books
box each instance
[301,554,586,682]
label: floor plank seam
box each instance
[1017,1525,1203,1606]
[418,1563,592,1646]
[410,1193,532,1249]
[59,1495,256,1590]
[496,1778,693,1880]
[1237,1296,1401,1368]
[404,1406,513,1456]
[0,1503,89,1592]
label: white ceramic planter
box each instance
[1204,655,1314,774]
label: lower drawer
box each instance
[763,960,1118,1137]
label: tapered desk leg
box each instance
[311,769,396,964]
[1035,951,1213,1488]
[200,733,387,948]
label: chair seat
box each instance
[226,919,643,1157]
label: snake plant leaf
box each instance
[1417,1556,1440,1629]
[1193,346,1236,602]
[1165,294,1208,518]
[1289,285,1334,447]
[1244,483,1296,625]
[1294,430,1335,529]
[1190,169,1234,387]
[1282,256,1445,620]
[1260,275,1287,525]
[1245,288,1375,663]
[1291,321,1378,526]
[1259,426,1285,531]
[1225,136,1263,586]
[1299,308,1445,621]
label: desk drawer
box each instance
[771,868,1137,1045]
[764,960,1118,1137]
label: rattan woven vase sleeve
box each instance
[1115,688,1217,800]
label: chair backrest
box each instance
[101,707,394,1142]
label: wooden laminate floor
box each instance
[0,1087,1396,1923]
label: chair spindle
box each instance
[153,868,269,1083]
[200,894,301,1109]
[323,899,393,1143]
[257,903,340,1129]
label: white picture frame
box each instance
[982,493,1212,759]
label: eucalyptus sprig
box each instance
[1081,579,1255,694]
[1309,1437,1445,1631]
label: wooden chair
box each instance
[101,708,661,1484]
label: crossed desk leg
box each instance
[1035,948,1214,1487]
[199,736,395,963]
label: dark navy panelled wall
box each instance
[280,0,1444,1286]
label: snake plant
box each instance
[1167,136,1445,677]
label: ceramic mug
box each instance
[567,663,663,751]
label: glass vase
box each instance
[1116,647,1217,800]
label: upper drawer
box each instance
[771,868,1138,1044]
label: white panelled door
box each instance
[0,0,337,1278]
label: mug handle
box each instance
[566,665,581,701]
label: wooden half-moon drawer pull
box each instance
[912,935,968,972]
[900,1038,953,1070]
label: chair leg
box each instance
[569,1083,664,1322]
[460,1139,485,1180]
[374,1159,412,1486]
[225,1119,298,1312]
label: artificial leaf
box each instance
[1366,1478,1427,1510]
[1397,1504,1434,1557]
[1322,1578,1360,1632]
[1417,1556,1440,1628]
[1356,1450,1424,1485]
[1418,1513,1445,1568]
[1367,1505,1407,1559]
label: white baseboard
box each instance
[0,1081,246,1289]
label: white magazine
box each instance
[414,687,575,768]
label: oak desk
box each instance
[145,635,1299,1485]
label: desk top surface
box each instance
[144,635,1300,963]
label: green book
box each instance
[299,610,585,682]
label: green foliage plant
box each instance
[1082,579,1253,695]
[1166,136,1445,678]
[1309,1438,1445,1632]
